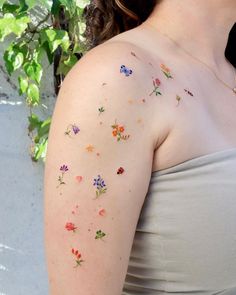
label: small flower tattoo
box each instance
[93,175,107,198]
[111,120,130,141]
[149,78,162,96]
[65,124,80,137]
[75,175,83,183]
[160,63,173,79]
[184,88,194,96]
[72,248,84,267]
[120,65,133,76]
[95,230,106,240]
[65,222,77,232]
[98,106,105,115]
[117,167,125,174]
[176,95,182,106]
[57,165,69,188]
[98,208,106,216]
[86,144,95,152]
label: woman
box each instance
[44,0,236,294]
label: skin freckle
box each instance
[137,118,143,124]
[130,51,139,59]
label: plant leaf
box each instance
[26,83,40,106]
[40,28,70,53]
[18,76,28,95]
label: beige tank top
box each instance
[122,147,236,295]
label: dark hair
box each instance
[83,0,158,49]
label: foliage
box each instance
[0,0,89,161]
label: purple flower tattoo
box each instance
[65,124,80,137]
[57,164,69,188]
[93,175,107,198]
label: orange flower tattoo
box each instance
[111,120,130,141]
[160,63,173,79]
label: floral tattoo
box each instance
[120,65,133,77]
[93,175,107,198]
[95,230,106,240]
[98,208,106,216]
[57,164,69,188]
[98,106,105,115]
[184,88,194,96]
[72,248,84,267]
[160,63,173,79]
[86,144,95,152]
[111,120,130,141]
[65,124,80,137]
[75,175,83,183]
[176,95,182,106]
[117,167,125,174]
[65,222,77,233]
[149,78,162,96]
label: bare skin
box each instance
[44,1,236,294]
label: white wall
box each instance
[0,13,55,294]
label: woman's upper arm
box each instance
[44,42,156,295]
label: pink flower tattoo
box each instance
[149,78,162,96]
[98,208,106,216]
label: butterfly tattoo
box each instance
[120,65,133,76]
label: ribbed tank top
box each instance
[122,148,236,295]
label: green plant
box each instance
[0,0,89,161]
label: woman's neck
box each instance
[143,0,236,73]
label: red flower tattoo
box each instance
[72,248,84,267]
[65,222,77,232]
[117,167,125,174]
